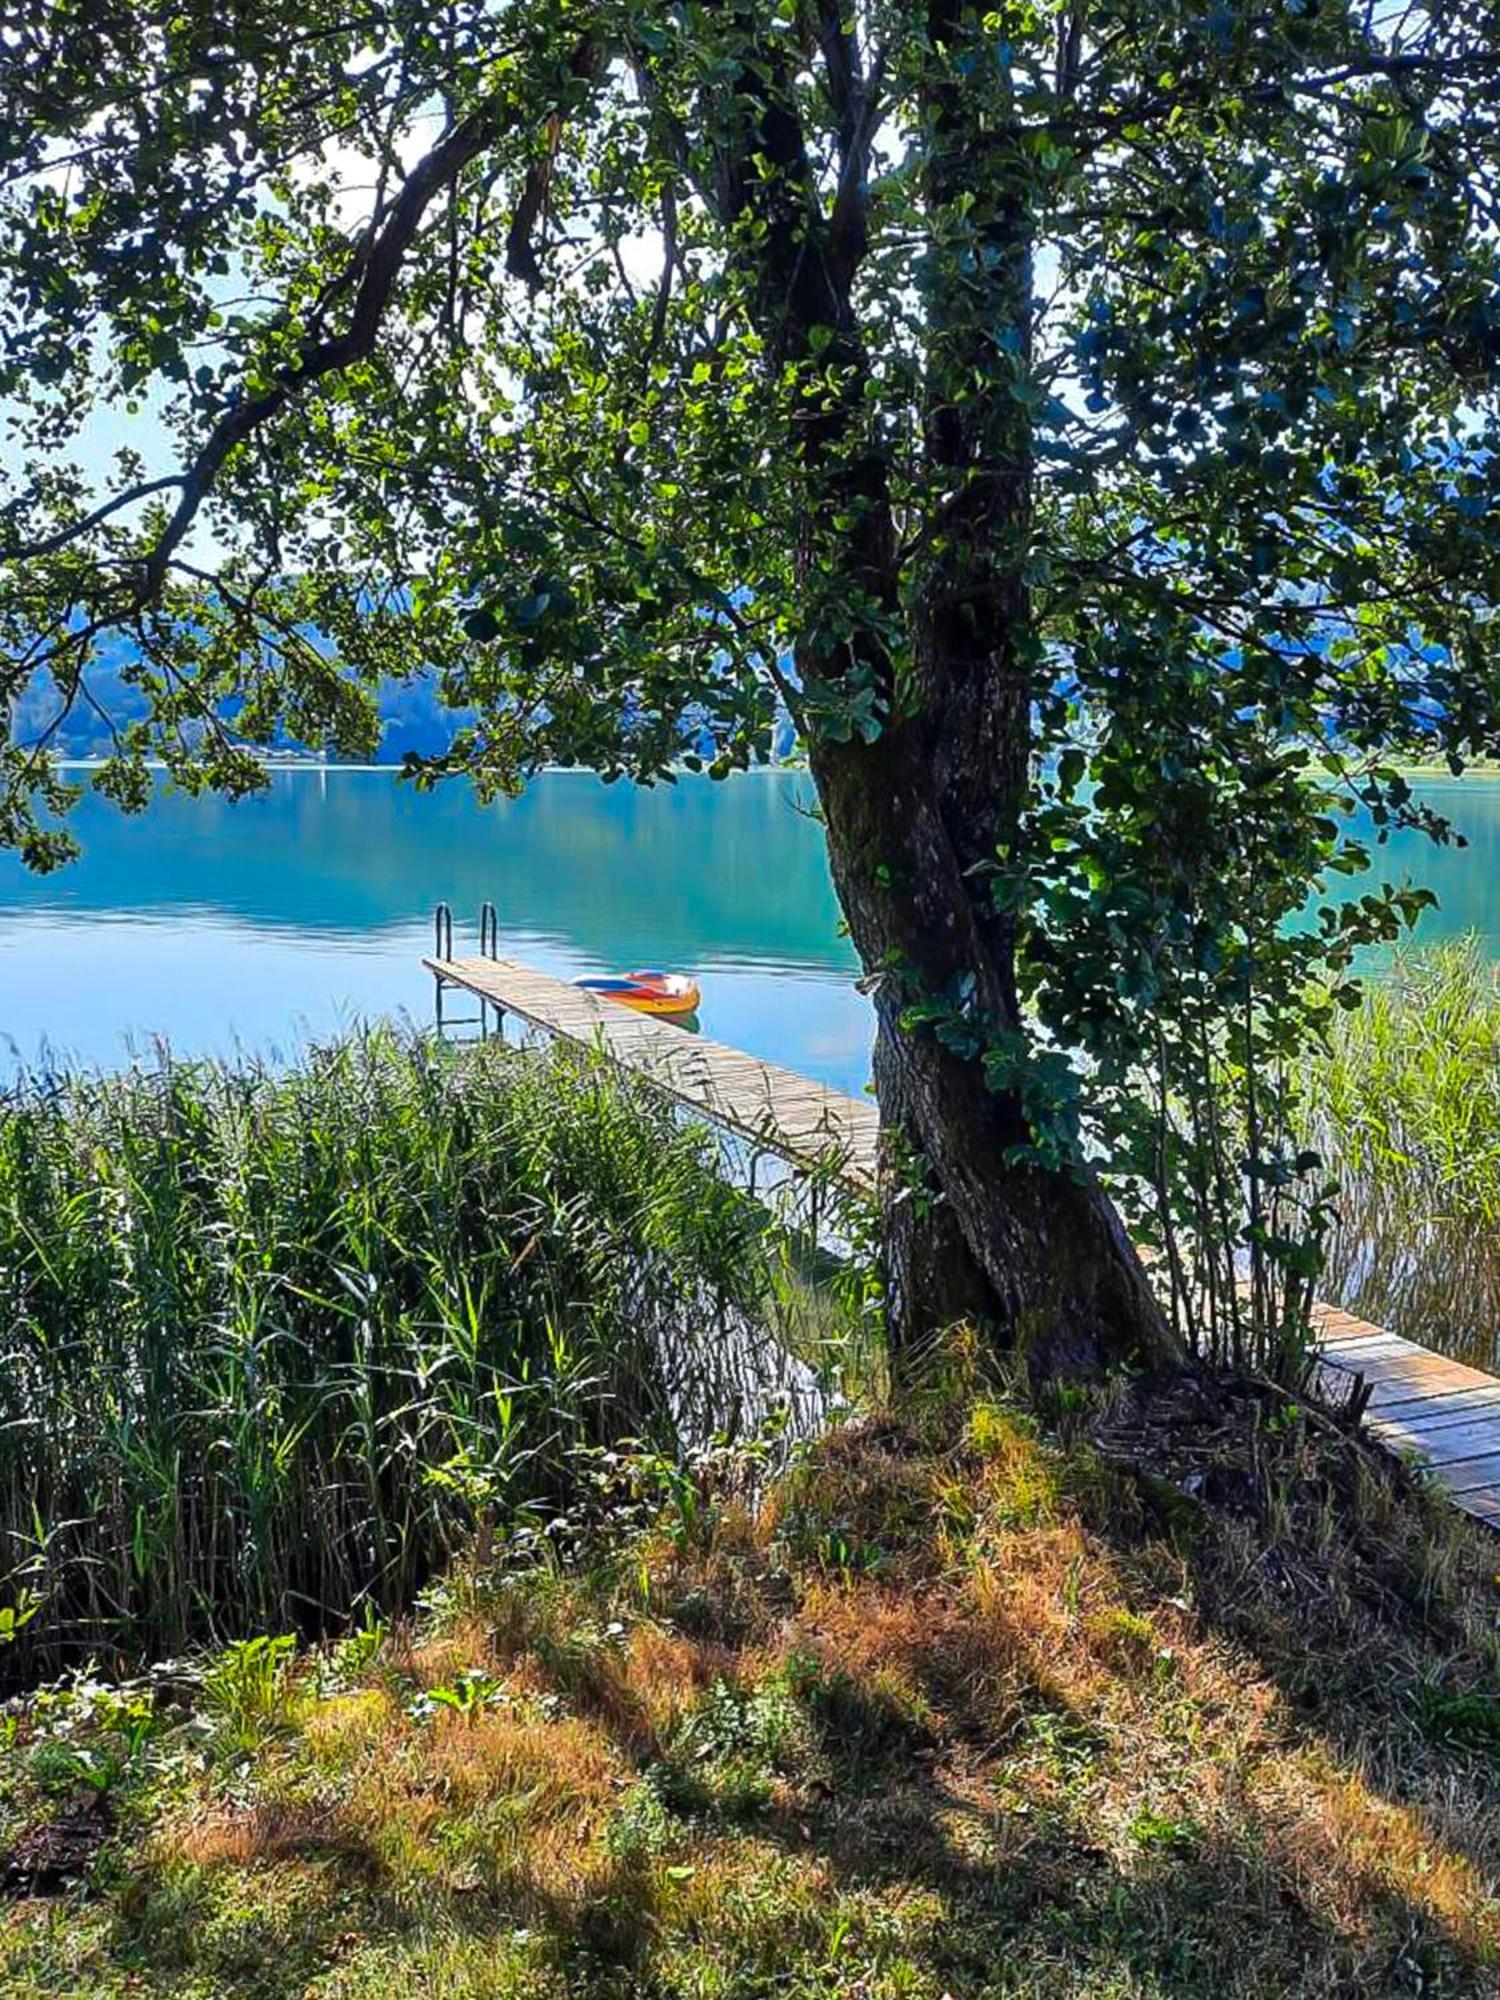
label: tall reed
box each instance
[1306,937,1500,1370]
[0,1030,823,1679]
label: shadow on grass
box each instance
[94,1607,1491,1999]
[53,1385,1500,1999]
[1080,1372,1500,1888]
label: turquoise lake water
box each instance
[0,769,870,1090]
[4,768,1500,1091]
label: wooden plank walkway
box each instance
[1313,1305,1500,1531]
[428,951,1500,1532]
[426,955,881,1192]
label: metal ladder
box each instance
[432,901,501,1040]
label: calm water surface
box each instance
[0,770,872,1091]
[5,769,1500,1092]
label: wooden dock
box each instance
[428,948,1500,1532]
[1314,1305,1500,1530]
[426,954,880,1191]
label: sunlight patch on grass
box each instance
[5,1378,1500,1996]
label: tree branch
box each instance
[2,474,186,561]
[1055,0,1085,102]
[645,178,678,363]
[132,93,519,607]
[827,42,888,290]
[504,37,605,290]
[814,0,865,156]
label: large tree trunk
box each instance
[810,728,1178,1376]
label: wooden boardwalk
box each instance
[1313,1305,1500,1530]
[426,954,880,1192]
[428,950,1500,1532]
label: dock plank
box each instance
[1432,1452,1500,1497]
[426,949,1500,1532]
[1368,1385,1500,1429]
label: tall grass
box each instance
[1307,937,1500,1370]
[0,1030,835,1679]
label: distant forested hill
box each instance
[8,633,472,763]
[10,635,800,765]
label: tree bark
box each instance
[810,726,1178,1377]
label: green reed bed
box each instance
[0,1030,821,1680]
[1308,937,1500,1371]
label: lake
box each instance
[0,769,870,1090]
[4,767,1500,1091]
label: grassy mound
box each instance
[4,1358,1498,1998]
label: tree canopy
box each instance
[6,2,1500,1366]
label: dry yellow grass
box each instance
[4,1377,1500,1997]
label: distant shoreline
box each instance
[53,757,1495,784]
[1394,763,1500,781]
[54,759,813,777]
[57,759,392,773]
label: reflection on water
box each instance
[0,770,872,1091]
[3,768,1500,1093]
